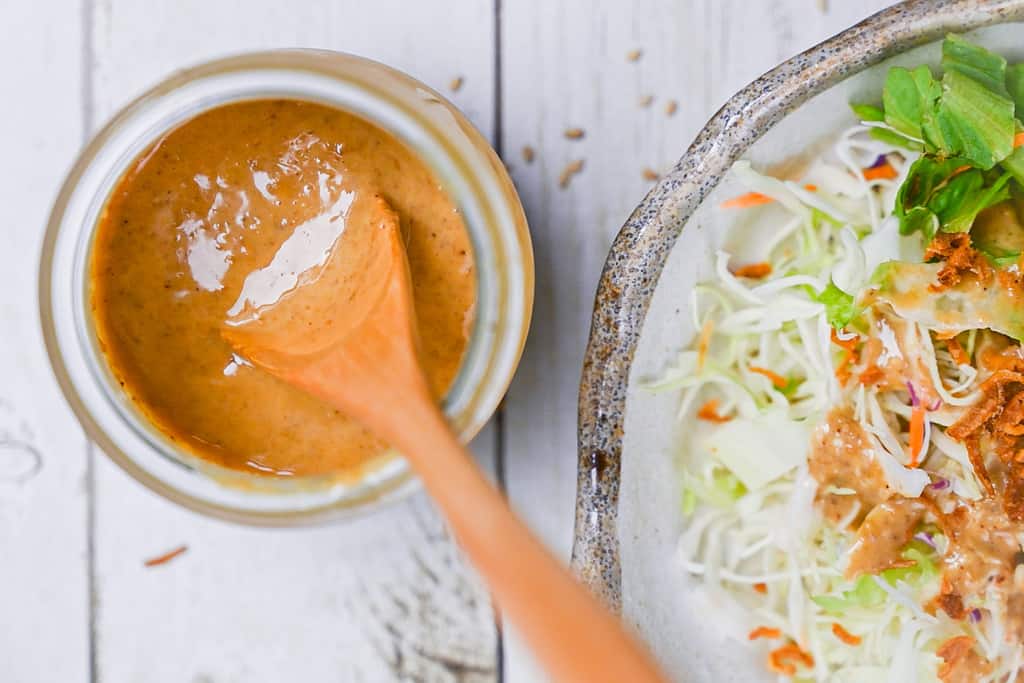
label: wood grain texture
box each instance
[91,475,497,682]
[498,1,894,680]
[88,1,499,680]
[0,2,91,682]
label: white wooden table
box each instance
[1,1,892,680]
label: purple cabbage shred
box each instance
[906,381,920,407]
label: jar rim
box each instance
[39,49,533,525]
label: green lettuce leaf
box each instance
[900,206,939,241]
[850,103,884,122]
[895,156,970,235]
[894,155,1009,236]
[681,467,748,513]
[926,168,985,230]
[681,488,697,517]
[935,69,1015,169]
[931,170,1011,233]
[812,573,887,613]
[816,281,861,329]
[1001,145,1024,185]
[867,36,1015,169]
[1000,121,1024,184]
[812,541,939,614]
[1006,63,1024,112]
[929,36,1015,168]
[883,65,940,141]
[942,33,1008,96]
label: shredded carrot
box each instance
[835,346,860,386]
[951,164,972,178]
[696,399,731,423]
[768,643,815,676]
[831,623,861,646]
[748,626,783,641]
[721,185,817,209]
[731,262,773,279]
[858,364,885,386]
[749,365,788,390]
[908,405,926,467]
[721,191,775,209]
[829,328,859,352]
[831,330,861,386]
[1015,131,1024,148]
[143,544,188,568]
[786,644,814,668]
[767,656,796,676]
[696,319,714,370]
[937,635,976,679]
[753,582,768,594]
[946,336,970,366]
[862,162,898,181]
[835,367,851,386]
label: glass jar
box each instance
[40,50,533,525]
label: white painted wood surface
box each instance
[0,4,90,683]
[0,1,892,681]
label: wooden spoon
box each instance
[223,195,667,683]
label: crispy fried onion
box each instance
[936,635,988,682]
[947,370,1024,516]
[923,232,992,291]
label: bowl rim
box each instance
[572,0,1024,609]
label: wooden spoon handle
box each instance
[384,396,668,683]
[240,209,668,681]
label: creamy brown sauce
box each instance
[939,497,1020,613]
[808,408,891,526]
[90,99,476,477]
[809,410,929,578]
[846,497,925,579]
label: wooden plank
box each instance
[0,2,91,682]
[92,471,498,682]
[498,1,894,680]
[88,1,500,680]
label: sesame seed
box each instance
[559,160,585,189]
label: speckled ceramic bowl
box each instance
[572,1,1024,680]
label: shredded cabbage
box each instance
[704,411,811,490]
